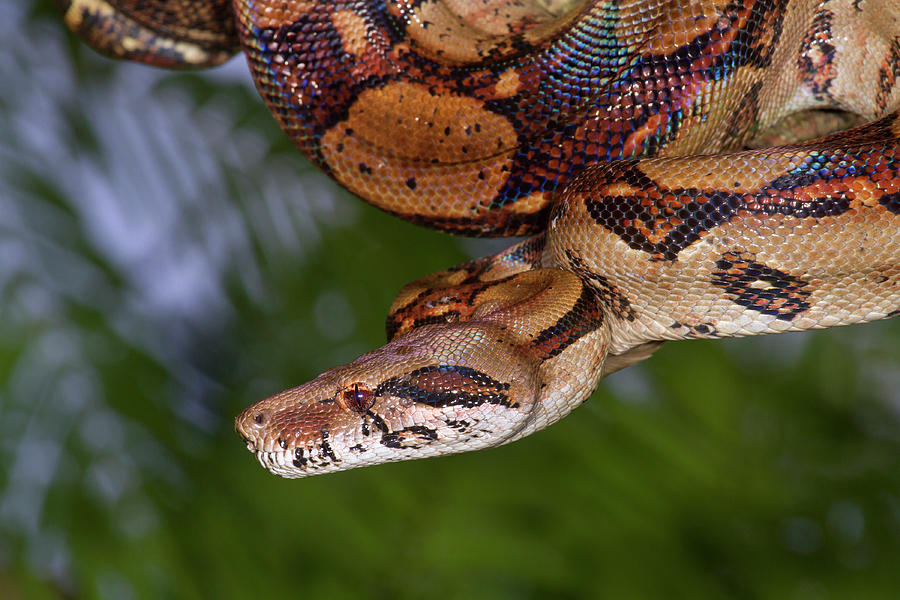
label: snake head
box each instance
[235,322,543,478]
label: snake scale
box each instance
[62,0,900,478]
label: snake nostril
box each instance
[237,409,270,435]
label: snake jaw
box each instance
[235,323,545,478]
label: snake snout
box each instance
[234,406,272,449]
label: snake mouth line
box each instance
[253,448,294,475]
[251,439,347,477]
[239,437,293,474]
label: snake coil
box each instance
[62,0,900,477]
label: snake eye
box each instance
[338,383,375,413]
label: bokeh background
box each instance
[2,2,899,598]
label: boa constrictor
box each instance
[62,0,900,478]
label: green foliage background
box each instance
[1,3,898,598]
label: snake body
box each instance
[63,0,900,477]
